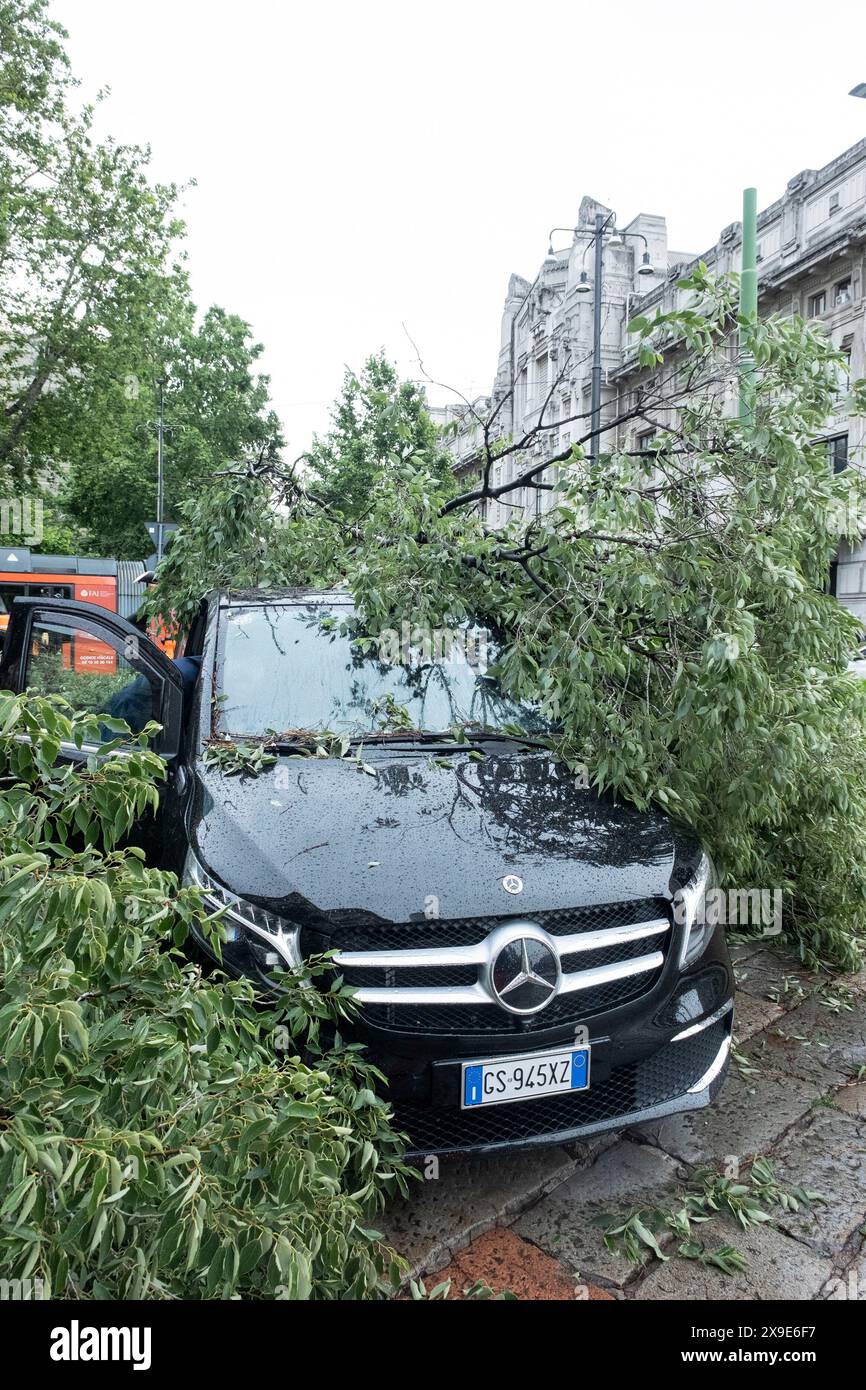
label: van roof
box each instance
[217,587,352,606]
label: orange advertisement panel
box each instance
[0,572,117,611]
[71,578,117,610]
[71,576,117,669]
[0,569,119,671]
[74,635,118,673]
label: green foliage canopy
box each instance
[0,692,411,1297]
[152,270,866,970]
[0,0,283,559]
[304,352,454,520]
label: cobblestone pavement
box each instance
[381,944,866,1299]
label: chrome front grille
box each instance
[324,898,672,1035]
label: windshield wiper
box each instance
[347,729,551,750]
[255,728,552,753]
[458,730,551,749]
[262,739,320,755]
[346,730,452,745]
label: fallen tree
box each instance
[149,269,866,970]
[0,693,411,1298]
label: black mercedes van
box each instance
[0,588,733,1155]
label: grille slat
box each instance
[360,968,665,1034]
[315,897,672,1037]
[321,898,669,953]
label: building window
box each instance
[825,434,848,473]
[835,347,852,395]
[637,429,657,453]
[829,191,840,215]
[808,290,826,316]
[755,242,763,263]
[834,278,852,307]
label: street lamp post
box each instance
[550,218,655,463]
[155,376,167,564]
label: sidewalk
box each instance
[382,943,866,1299]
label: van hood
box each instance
[189,748,695,929]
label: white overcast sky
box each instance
[53,0,866,457]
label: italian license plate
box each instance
[461,1044,590,1109]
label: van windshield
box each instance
[217,602,550,739]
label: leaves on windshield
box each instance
[203,739,278,777]
[368,692,415,731]
[204,729,380,778]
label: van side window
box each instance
[25,618,160,738]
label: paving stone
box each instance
[632,1214,832,1301]
[729,939,768,966]
[381,1146,579,1277]
[823,1238,866,1299]
[769,1108,866,1258]
[733,989,784,1044]
[426,1226,614,1299]
[559,1129,622,1166]
[635,1065,818,1166]
[742,993,866,1088]
[833,1082,866,1119]
[734,949,814,1005]
[512,1139,684,1286]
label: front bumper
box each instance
[184,861,734,1156]
[389,1009,732,1157]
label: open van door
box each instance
[0,595,184,761]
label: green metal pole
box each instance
[590,211,604,464]
[739,186,758,422]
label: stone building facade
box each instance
[435,137,866,622]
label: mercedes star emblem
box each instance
[501,874,524,894]
[488,927,561,1015]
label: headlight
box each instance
[674,851,719,969]
[183,850,302,985]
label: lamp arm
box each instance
[615,229,649,251]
